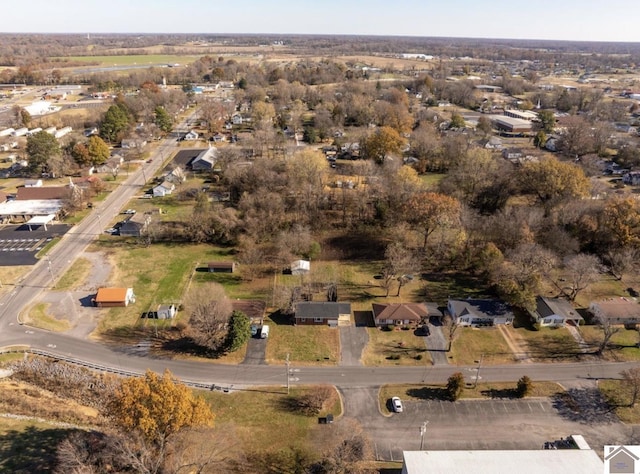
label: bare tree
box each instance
[559,254,602,301]
[620,367,640,407]
[593,312,621,356]
[186,284,232,352]
[442,314,459,352]
[379,242,417,297]
[309,418,375,474]
[605,248,638,281]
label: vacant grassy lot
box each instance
[599,379,640,423]
[0,265,30,297]
[265,316,340,365]
[512,326,582,361]
[449,327,515,365]
[379,381,563,412]
[54,257,92,291]
[579,326,640,361]
[362,327,431,366]
[22,303,70,332]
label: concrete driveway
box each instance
[338,384,632,462]
[424,321,449,365]
[242,336,267,365]
[339,325,368,366]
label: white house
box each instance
[0,128,14,137]
[12,128,28,137]
[152,181,175,197]
[44,127,56,135]
[448,299,514,326]
[532,297,583,327]
[54,126,72,139]
[184,130,199,140]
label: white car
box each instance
[122,209,136,215]
[392,397,403,413]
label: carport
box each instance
[25,214,55,231]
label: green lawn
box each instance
[449,327,515,365]
[201,385,341,452]
[599,379,640,423]
[362,327,431,366]
[265,317,340,365]
[54,257,92,291]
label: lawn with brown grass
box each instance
[449,327,515,365]
[599,379,640,423]
[0,265,31,297]
[512,326,583,361]
[22,303,71,332]
[579,326,640,361]
[362,327,431,366]
[54,257,91,290]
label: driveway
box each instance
[338,385,631,462]
[339,325,368,366]
[424,321,449,365]
[242,336,267,365]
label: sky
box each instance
[4,0,639,43]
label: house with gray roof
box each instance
[533,296,583,327]
[295,302,351,327]
[448,299,514,326]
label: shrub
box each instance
[516,375,532,398]
[446,372,465,401]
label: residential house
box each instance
[448,299,514,326]
[152,181,175,197]
[157,304,177,320]
[24,179,43,188]
[96,154,124,174]
[533,297,584,327]
[372,303,438,327]
[119,213,151,237]
[484,137,503,149]
[290,259,310,275]
[54,126,72,139]
[190,147,217,171]
[295,302,351,327]
[232,299,267,326]
[184,130,199,141]
[121,138,147,149]
[589,298,640,326]
[231,114,243,125]
[207,261,236,273]
[93,287,136,307]
[164,167,186,184]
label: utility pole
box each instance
[286,353,290,395]
[46,256,54,287]
[420,421,429,450]
[474,353,484,389]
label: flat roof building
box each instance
[490,115,532,134]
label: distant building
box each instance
[93,288,136,307]
[490,115,532,134]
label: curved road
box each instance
[0,111,636,389]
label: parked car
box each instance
[391,397,403,413]
[122,209,136,215]
[104,228,117,234]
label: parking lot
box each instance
[0,224,69,266]
[339,386,631,462]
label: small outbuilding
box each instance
[208,261,236,273]
[94,288,136,307]
[290,259,310,275]
[157,304,177,319]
